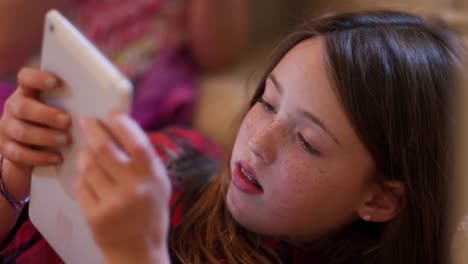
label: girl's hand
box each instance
[76,113,171,258]
[0,67,71,167]
[0,67,71,199]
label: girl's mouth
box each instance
[232,161,263,194]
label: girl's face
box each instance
[227,38,376,241]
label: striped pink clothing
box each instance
[73,0,188,79]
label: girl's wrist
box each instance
[1,158,32,202]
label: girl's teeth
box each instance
[240,166,262,190]
[241,167,256,183]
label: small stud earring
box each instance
[362,214,371,221]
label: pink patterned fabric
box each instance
[73,0,188,79]
[72,0,196,130]
[0,0,196,131]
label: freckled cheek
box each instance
[267,158,320,211]
[238,111,256,135]
[236,108,268,143]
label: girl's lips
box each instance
[231,161,263,195]
[238,161,260,184]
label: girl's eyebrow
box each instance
[269,73,342,148]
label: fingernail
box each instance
[57,114,69,126]
[44,78,57,89]
[56,134,68,145]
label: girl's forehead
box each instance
[271,38,333,106]
[279,37,325,69]
[271,38,332,97]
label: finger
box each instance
[17,68,60,97]
[77,150,116,197]
[79,118,130,178]
[76,177,99,217]
[5,96,71,130]
[0,135,62,166]
[106,113,158,173]
[2,117,70,148]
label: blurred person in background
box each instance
[0,0,250,130]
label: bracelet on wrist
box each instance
[0,156,30,212]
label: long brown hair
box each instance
[169,10,462,264]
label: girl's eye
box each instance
[298,133,321,156]
[258,98,277,113]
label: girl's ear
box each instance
[357,181,405,223]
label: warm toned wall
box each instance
[308,0,450,13]
[248,0,468,50]
[306,0,468,34]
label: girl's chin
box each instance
[225,187,270,236]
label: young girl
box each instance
[0,10,462,264]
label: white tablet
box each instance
[29,10,133,264]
